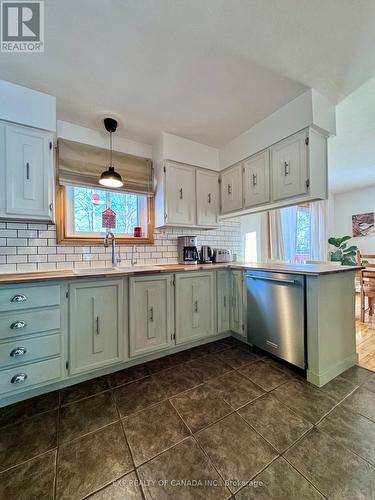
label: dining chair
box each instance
[356,251,375,322]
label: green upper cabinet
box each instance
[217,270,230,333]
[196,169,219,227]
[0,122,54,221]
[129,274,173,358]
[175,271,216,344]
[243,150,270,208]
[68,279,124,375]
[230,270,245,337]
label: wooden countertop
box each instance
[0,262,361,285]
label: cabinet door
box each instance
[271,130,308,201]
[243,150,270,208]
[221,163,243,213]
[129,275,173,357]
[165,162,196,225]
[175,272,216,344]
[230,271,245,336]
[69,280,123,374]
[5,124,53,219]
[196,169,219,226]
[217,270,230,333]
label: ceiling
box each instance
[1,0,375,150]
[328,76,375,194]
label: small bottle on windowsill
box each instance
[133,226,143,238]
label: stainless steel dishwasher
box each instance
[246,271,306,369]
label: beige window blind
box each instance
[58,139,153,196]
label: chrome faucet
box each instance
[131,245,137,266]
[104,231,120,267]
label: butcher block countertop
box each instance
[0,261,361,285]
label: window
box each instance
[57,185,154,244]
[245,231,257,262]
[295,205,311,262]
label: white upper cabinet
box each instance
[220,163,243,214]
[164,162,196,225]
[0,122,54,221]
[243,150,270,208]
[196,169,219,227]
[271,130,308,201]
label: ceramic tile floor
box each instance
[1,338,375,499]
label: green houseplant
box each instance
[328,235,358,266]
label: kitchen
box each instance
[1,2,375,499]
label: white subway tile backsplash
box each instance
[6,255,27,264]
[0,229,17,237]
[16,263,38,272]
[17,230,38,238]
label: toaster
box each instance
[213,248,232,263]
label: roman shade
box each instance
[58,139,153,196]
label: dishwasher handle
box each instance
[247,274,300,285]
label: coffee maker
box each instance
[177,236,199,265]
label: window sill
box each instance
[56,235,154,245]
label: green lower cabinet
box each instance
[217,270,230,333]
[68,279,124,375]
[175,271,216,344]
[129,274,173,358]
[230,270,246,337]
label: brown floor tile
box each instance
[146,352,186,373]
[56,422,133,500]
[364,376,375,393]
[342,386,375,422]
[204,338,236,353]
[319,376,359,402]
[87,471,143,499]
[186,353,232,381]
[123,400,189,465]
[60,376,109,406]
[196,413,278,494]
[235,457,324,500]
[273,379,336,424]
[107,364,149,388]
[261,357,305,380]
[153,364,202,398]
[170,384,232,432]
[59,391,118,443]
[239,359,290,391]
[0,410,57,472]
[114,376,166,417]
[137,436,230,499]
[206,371,264,409]
[318,404,375,466]
[180,344,213,361]
[215,347,264,369]
[0,391,59,429]
[0,451,56,500]
[340,365,374,385]
[238,393,312,453]
[284,428,375,499]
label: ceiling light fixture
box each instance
[99,117,124,188]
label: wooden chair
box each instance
[356,251,375,322]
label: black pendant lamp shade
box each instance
[99,118,124,188]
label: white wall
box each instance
[238,212,268,262]
[160,132,220,170]
[332,184,375,254]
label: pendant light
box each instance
[99,117,124,188]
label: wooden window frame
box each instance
[56,185,154,245]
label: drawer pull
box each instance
[10,320,27,330]
[10,294,27,303]
[10,347,27,358]
[11,373,28,384]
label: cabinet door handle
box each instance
[10,294,27,303]
[179,187,183,199]
[252,173,257,186]
[10,320,27,330]
[227,184,232,195]
[149,306,154,322]
[208,193,212,204]
[194,300,199,312]
[96,316,100,335]
[284,161,290,176]
[223,296,226,307]
[26,162,30,180]
[11,373,27,384]
[10,347,27,357]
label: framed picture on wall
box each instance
[352,212,375,237]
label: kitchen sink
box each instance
[73,265,164,275]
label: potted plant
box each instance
[328,235,358,266]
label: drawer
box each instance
[0,284,60,313]
[0,308,60,340]
[0,357,62,395]
[0,333,61,367]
